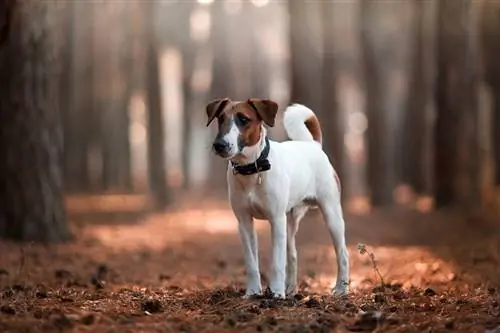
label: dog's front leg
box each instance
[269,214,287,299]
[236,213,262,298]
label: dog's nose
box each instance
[213,139,229,154]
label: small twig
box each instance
[17,247,25,278]
[357,243,385,287]
[16,242,33,279]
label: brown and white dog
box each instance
[206,98,350,299]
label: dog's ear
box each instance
[246,98,279,127]
[206,98,231,126]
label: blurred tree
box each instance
[145,1,170,209]
[208,0,232,191]
[320,0,346,200]
[360,1,412,206]
[97,2,133,192]
[480,0,500,187]
[434,0,480,208]
[288,0,323,112]
[0,0,70,242]
[247,2,269,98]
[180,2,196,189]
[403,0,433,196]
[63,1,94,193]
[59,0,75,191]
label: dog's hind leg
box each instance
[236,212,262,298]
[286,205,308,297]
[318,201,350,295]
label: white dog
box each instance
[206,98,350,299]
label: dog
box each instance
[206,98,350,299]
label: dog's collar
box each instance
[231,137,271,176]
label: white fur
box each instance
[283,104,317,142]
[224,104,350,299]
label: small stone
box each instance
[226,316,237,327]
[140,298,163,313]
[305,297,321,308]
[373,293,386,303]
[81,314,95,325]
[54,269,72,279]
[0,305,16,315]
[424,288,436,296]
[265,316,278,326]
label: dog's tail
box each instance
[283,104,323,146]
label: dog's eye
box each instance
[236,113,250,126]
[217,116,224,125]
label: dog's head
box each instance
[205,98,278,159]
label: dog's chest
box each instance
[245,190,269,220]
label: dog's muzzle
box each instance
[213,137,230,156]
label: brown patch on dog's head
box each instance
[206,97,231,127]
[246,98,279,127]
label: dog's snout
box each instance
[213,138,229,154]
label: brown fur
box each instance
[304,115,323,145]
[233,102,262,147]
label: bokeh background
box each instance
[1,1,500,330]
[48,0,499,219]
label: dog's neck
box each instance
[230,127,268,166]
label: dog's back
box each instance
[274,104,340,206]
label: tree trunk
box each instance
[208,0,232,191]
[145,3,169,209]
[494,97,500,186]
[96,2,132,192]
[434,0,479,208]
[0,0,71,242]
[64,1,95,193]
[320,1,346,200]
[403,0,433,195]
[179,2,196,190]
[247,2,268,98]
[59,0,74,192]
[288,0,322,112]
[360,2,398,206]
[480,0,500,187]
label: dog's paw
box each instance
[332,282,349,297]
[285,284,297,298]
[269,291,286,299]
[242,289,262,300]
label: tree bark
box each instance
[145,2,169,209]
[97,2,132,192]
[208,0,232,191]
[320,1,346,200]
[494,97,500,186]
[178,2,196,190]
[0,0,71,242]
[64,1,94,193]
[288,0,322,112]
[480,0,500,187]
[403,0,433,195]
[434,0,479,208]
[360,1,398,206]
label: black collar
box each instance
[231,137,271,176]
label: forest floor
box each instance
[1,195,500,332]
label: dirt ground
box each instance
[1,195,500,333]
